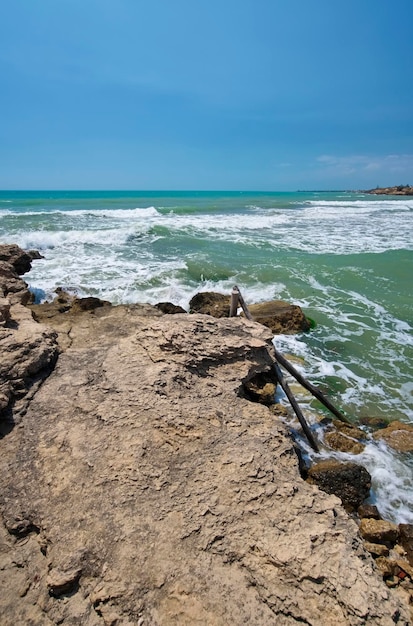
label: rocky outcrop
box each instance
[0,303,410,624]
[0,245,59,421]
[366,186,413,196]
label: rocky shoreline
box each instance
[364,185,413,196]
[1,244,413,624]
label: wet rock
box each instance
[155,301,187,314]
[332,419,367,439]
[399,524,413,566]
[324,431,365,454]
[373,420,413,453]
[358,504,381,519]
[360,416,391,430]
[246,300,311,334]
[359,519,399,545]
[27,249,44,260]
[307,460,371,511]
[189,291,230,317]
[0,244,32,275]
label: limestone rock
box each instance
[155,301,187,314]
[363,542,390,558]
[373,420,413,453]
[0,303,58,418]
[246,300,311,334]
[0,296,11,326]
[324,431,365,454]
[359,519,399,545]
[0,243,33,275]
[189,291,230,317]
[307,460,371,511]
[47,566,82,597]
[0,309,408,624]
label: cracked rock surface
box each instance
[0,304,409,625]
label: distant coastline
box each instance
[364,185,413,196]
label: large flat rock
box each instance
[0,308,408,625]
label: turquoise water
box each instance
[1,190,412,521]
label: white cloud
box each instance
[315,154,413,178]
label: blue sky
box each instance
[1,0,412,190]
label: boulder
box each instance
[359,519,399,545]
[0,243,32,275]
[373,420,413,453]
[246,300,311,334]
[189,291,230,317]
[155,301,187,314]
[324,431,365,454]
[307,460,371,511]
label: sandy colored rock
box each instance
[363,542,390,558]
[0,303,58,418]
[360,519,399,545]
[373,421,413,453]
[324,431,365,454]
[0,305,410,624]
[246,299,311,334]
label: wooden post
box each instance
[229,286,239,317]
[273,347,350,424]
[272,363,319,452]
[232,285,253,320]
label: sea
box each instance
[1,189,412,523]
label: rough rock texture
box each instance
[0,243,33,275]
[366,186,413,196]
[0,303,58,419]
[0,305,409,625]
[189,291,230,318]
[360,520,399,546]
[246,300,311,334]
[373,421,413,453]
[307,460,372,512]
